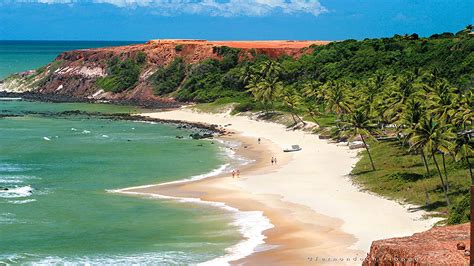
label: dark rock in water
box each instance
[176,136,184,139]
[189,133,213,140]
[1,187,8,191]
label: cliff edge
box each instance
[1,40,328,106]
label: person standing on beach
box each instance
[236,169,240,178]
[232,170,235,178]
[274,157,277,164]
[258,138,261,144]
[271,157,274,165]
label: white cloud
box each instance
[16,0,327,17]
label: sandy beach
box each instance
[118,107,440,265]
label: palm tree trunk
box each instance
[290,112,298,125]
[420,150,431,205]
[432,151,450,206]
[360,134,376,171]
[421,150,431,176]
[467,157,473,184]
[441,153,449,193]
[295,113,306,125]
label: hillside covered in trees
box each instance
[156,27,473,222]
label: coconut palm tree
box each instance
[325,80,353,119]
[410,116,454,206]
[426,80,459,124]
[341,108,377,171]
[401,98,432,204]
[384,73,417,124]
[302,80,326,125]
[281,86,305,126]
[246,76,283,114]
[257,60,282,80]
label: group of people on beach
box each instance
[271,156,277,165]
[231,169,240,178]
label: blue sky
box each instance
[0,0,472,41]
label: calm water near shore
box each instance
[0,100,242,264]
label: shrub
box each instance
[175,44,183,52]
[96,57,141,93]
[150,57,186,95]
[447,194,470,224]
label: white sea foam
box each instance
[42,137,51,141]
[115,191,272,264]
[0,185,33,198]
[113,187,273,265]
[7,199,36,204]
[82,130,91,134]
[3,251,206,265]
[112,139,273,265]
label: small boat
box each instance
[283,145,302,152]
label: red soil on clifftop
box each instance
[148,39,330,48]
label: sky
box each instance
[0,0,472,41]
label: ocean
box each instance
[0,41,262,264]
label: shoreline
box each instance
[118,107,440,264]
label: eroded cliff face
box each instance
[1,40,328,105]
[364,223,470,265]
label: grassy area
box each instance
[352,140,471,220]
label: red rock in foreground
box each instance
[364,223,469,265]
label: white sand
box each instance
[141,107,440,252]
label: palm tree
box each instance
[325,80,353,119]
[401,98,432,204]
[281,86,305,126]
[383,73,417,125]
[257,60,282,80]
[410,116,453,206]
[341,108,377,171]
[302,80,326,125]
[452,88,473,130]
[426,80,459,124]
[246,76,282,113]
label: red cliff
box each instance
[364,223,470,265]
[2,40,328,105]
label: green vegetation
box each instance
[150,27,473,222]
[150,57,186,95]
[175,44,183,52]
[96,53,146,93]
[353,141,470,216]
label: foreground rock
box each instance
[364,223,469,265]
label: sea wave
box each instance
[0,251,206,265]
[7,199,36,204]
[111,139,272,265]
[113,167,272,264]
[113,187,273,265]
[0,185,33,198]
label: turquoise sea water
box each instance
[0,41,141,80]
[0,100,242,264]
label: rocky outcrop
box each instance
[364,223,470,265]
[1,40,328,105]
